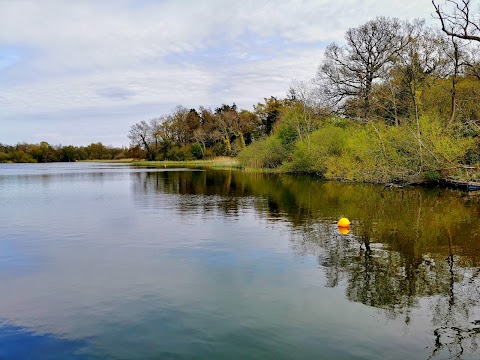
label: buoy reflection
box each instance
[338,226,350,235]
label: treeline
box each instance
[127,103,279,161]
[128,12,480,183]
[0,142,143,163]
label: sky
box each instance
[0,0,437,147]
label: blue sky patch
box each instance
[0,46,22,70]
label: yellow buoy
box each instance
[338,226,350,235]
[337,217,350,227]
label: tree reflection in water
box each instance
[132,169,480,359]
[297,218,480,359]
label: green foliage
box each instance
[464,145,480,165]
[0,151,9,163]
[254,96,283,136]
[113,151,127,160]
[423,170,442,181]
[280,104,308,141]
[281,116,477,183]
[164,145,196,161]
[237,137,290,169]
[211,142,227,156]
[190,143,204,159]
[11,150,36,163]
[277,122,298,150]
[127,102,265,161]
[61,145,79,162]
[125,145,146,159]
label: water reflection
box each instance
[338,226,350,235]
[302,221,480,358]
[133,170,480,359]
[1,164,480,359]
[131,170,314,223]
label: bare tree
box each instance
[463,42,480,78]
[288,80,321,147]
[128,119,162,161]
[318,17,410,119]
[433,0,480,42]
[128,121,152,159]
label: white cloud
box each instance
[0,0,436,145]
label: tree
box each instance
[444,37,464,128]
[184,109,202,144]
[194,107,219,157]
[168,106,192,146]
[397,23,448,121]
[61,145,78,162]
[128,120,157,160]
[84,142,115,160]
[433,0,480,42]
[318,17,410,119]
[254,96,284,136]
[287,80,323,147]
[125,145,146,159]
[394,23,450,170]
[214,104,237,154]
[32,141,56,162]
[464,43,480,78]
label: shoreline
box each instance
[92,158,480,192]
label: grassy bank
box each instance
[130,157,241,170]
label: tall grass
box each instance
[131,157,241,170]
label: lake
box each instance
[0,162,479,359]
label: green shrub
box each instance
[238,137,289,169]
[212,142,227,156]
[166,147,183,161]
[277,123,297,150]
[0,151,10,163]
[241,113,478,184]
[191,143,203,159]
[423,170,442,182]
[11,151,36,163]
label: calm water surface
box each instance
[0,162,479,359]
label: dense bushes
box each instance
[237,137,290,169]
[239,116,479,184]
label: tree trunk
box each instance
[411,77,423,171]
[446,39,459,130]
[388,80,399,126]
[141,136,154,161]
[364,73,373,120]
